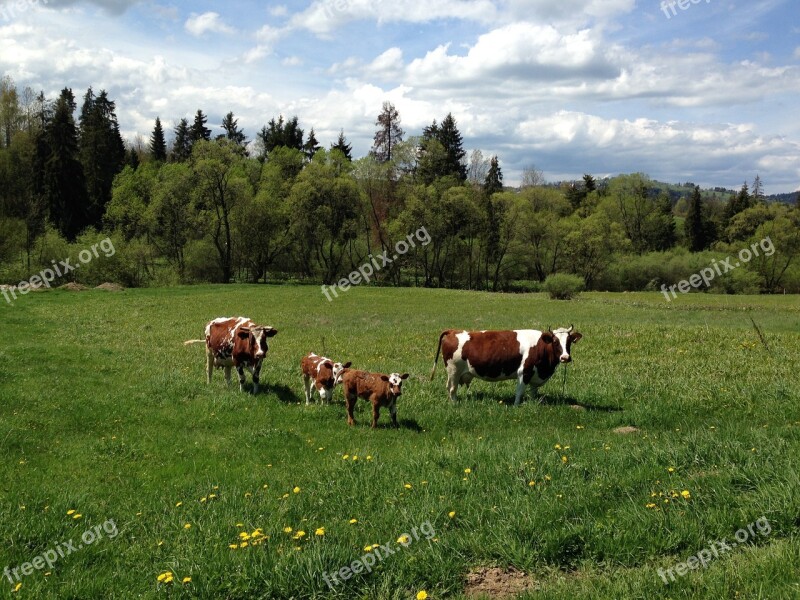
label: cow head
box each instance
[316,360,336,401]
[548,325,582,363]
[333,361,352,385]
[381,372,409,396]
[235,325,278,361]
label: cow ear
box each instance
[265,328,278,337]
[323,361,333,369]
[570,333,583,343]
[380,375,390,382]
[540,332,554,343]
[343,361,352,369]
[237,328,250,340]
[400,373,409,380]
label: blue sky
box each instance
[1,0,798,192]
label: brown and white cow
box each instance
[184,317,278,393]
[301,352,352,404]
[342,369,409,428]
[430,326,582,405]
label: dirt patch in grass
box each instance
[59,282,88,291]
[465,566,536,598]
[613,426,640,435]
[96,282,124,291]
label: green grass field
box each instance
[1,285,799,599]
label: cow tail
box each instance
[430,331,448,381]
[183,339,205,346]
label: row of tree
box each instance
[1,77,798,293]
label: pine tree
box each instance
[256,115,304,160]
[685,186,713,251]
[149,116,167,162]
[371,101,403,162]
[484,156,503,196]
[752,174,764,202]
[303,127,321,160]
[42,88,89,240]
[330,129,352,160]
[418,113,467,181]
[189,109,211,145]
[221,111,247,148]
[437,113,466,181]
[78,88,125,227]
[724,181,752,223]
[172,118,191,161]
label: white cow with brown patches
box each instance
[184,317,278,393]
[301,352,352,404]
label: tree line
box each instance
[1,77,798,294]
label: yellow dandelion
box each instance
[182,577,191,584]
[200,497,207,503]
[681,490,691,499]
[293,530,306,539]
[366,455,373,460]
[240,541,249,548]
[448,511,456,518]
[397,534,410,544]
[342,454,349,460]
[284,527,293,533]
[12,583,22,593]
[239,532,251,540]
[349,518,358,524]
[352,455,358,461]
[183,523,192,530]
[464,468,471,474]
[157,540,164,546]
[72,513,82,519]
[554,443,562,449]
[315,527,325,536]
[209,493,217,499]
[576,425,584,429]
[175,502,182,507]
[66,509,76,515]
[561,456,568,464]
[417,591,429,600]
[236,523,244,527]
[363,545,373,552]
[528,481,536,487]
[157,572,173,583]
[293,486,301,494]
[667,467,675,473]
[229,543,238,549]
[404,483,413,489]
[646,503,657,509]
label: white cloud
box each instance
[185,12,235,37]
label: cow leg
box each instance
[251,363,261,394]
[389,400,398,428]
[513,378,526,406]
[345,393,356,426]
[371,401,380,429]
[303,374,312,404]
[206,351,214,385]
[446,368,459,402]
[224,366,232,386]
[236,366,246,392]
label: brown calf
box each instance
[342,369,409,428]
[301,352,352,404]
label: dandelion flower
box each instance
[240,541,249,548]
[293,486,301,494]
[182,577,191,584]
[397,534,410,544]
[366,455,373,460]
[283,526,293,533]
[667,467,675,473]
[404,483,413,489]
[646,503,657,509]
[448,511,456,518]
[12,583,22,593]
[528,481,536,487]
[349,519,358,524]
[561,456,568,464]
[183,523,191,529]
[72,513,82,519]
[66,509,76,515]
[681,490,691,499]
[554,444,562,450]
[315,527,325,536]
[175,502,182,507]
[228,543,238,549]
[417,591,428,600]
[464,468,471,474]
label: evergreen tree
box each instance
[330,129,352,160]
[189,109,211,145]
[41,88,89,240]
[256,115,304,160]
[437,113,466,180]
[752,174,764,202]
[78,88,125,227]
[171,118,191,162]
[126,145,140,170]
[417,113,467,181]
[583,173,596,193]
[685,185,713,251]
[221,111,247,148]
[371,101,403,162]
[149,116,167,162]
[303,127,321,160]
[484,155,503,196]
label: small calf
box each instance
[301,352,352,404]
[342,369,409,428]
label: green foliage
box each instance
[543,272,585,299]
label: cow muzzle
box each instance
[560,354,571,363]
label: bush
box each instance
[543,273,585,300]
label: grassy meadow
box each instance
[1,285,799,599]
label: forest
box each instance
[1,77,799,294]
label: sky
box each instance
[0,0,798,193]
